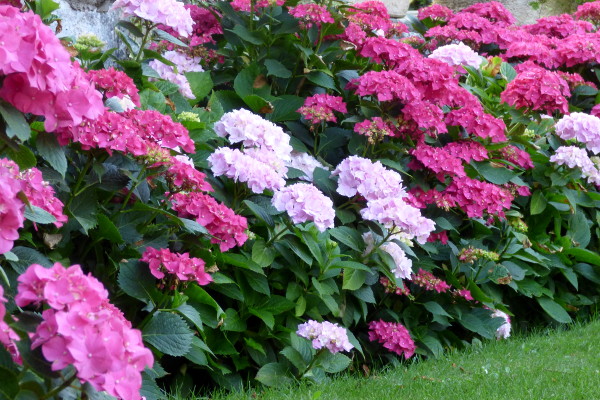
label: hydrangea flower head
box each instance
[87,67,141,107]
[550,146,600,186]
[272,183,335,232]
[575,1,600,24]
[333,156,405,201]
[368,320,415,358]
[298,94,347,124]
[428,42,483,72]
[141,247,212,286]
[297,320,354,354]
[363,232,412,279]
[149,50,204,99]
[111,0,194,37]
[0,285,20,364]
[286,152,326,181]
[462,1,515,26]
[555,112,600,154]
[418,4,453,22]
[0,161,25,254]
[289,3,334,29]
[491,309,511,339]
[411,269,450,293]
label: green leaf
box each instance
[269,95,304,122]
[180,218,208,235]
[320,352,351,373]
[177,304,203,331]
[537,296,572,323]
[472,162,517,185]
[116,20,144,37]
[69,190,98,234]
[186,71,214,101]
[185,337,209,366]
[0,367,19,399]
[342,268,366,290]
[34,0,59,19]
[500,62,517,82]
[229,25,264,45]
[264,59,292,78]
[244,199,275,226]
[143,312,194,356]
[154,29,188,47]
[306,71,338,91]
[530,191,547,215]
[256,362,292,387]
[332,261,370,272]
[249,308,275,329]
[280,346,306,371]
[573,85,598,96]
[329,227,363,251]
[9,246,52,274]
[118,260,162,304]
[252,239,276,267]
[0,102,31,141]
[234,65,270,99]
[94,214,124,243]
[243,94,272,113]
[23,205,56,225]
[420,335,444,358]
[564,248,600,266]
[6,144,36,169]
[424,301,452,318]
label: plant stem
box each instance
[135,21,154,62]
[299,348,326,378]
[65,154,93,210]
[119,164,148,211]
[41,371,77,400]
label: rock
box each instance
[433,0,577,25]
[54,0,121,49]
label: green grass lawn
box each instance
[179,320,600,400]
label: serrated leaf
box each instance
[252,239,276,267]
[35,131,66,176]
[281,346,306,370]
[329,226,363,251]
[264,59,292,78]
[23,205,56,225]
[537,297,572,323]
[424,301,452,317]
[186,71,213,101]
[6,144,36,169]
[342,268,366,290]
[177,303,203,331]
[255,362,292,387]
[270,95,304,122]
[306,71,338,91]
[9,246,52,274]
[69,190,98,234]
[500,62,517,82]
[249,308,274,329]
[118,260,161,304]
[143,312,194,356]
[184,337,209,366]
[320,352,351,373]
[530,191,547,215]
[244,199,274,226]
[0,101,31,141]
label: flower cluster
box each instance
[444,177,515,219]
[296,320,354,354]
[499,145,534,169]
[354,117,395,144]
[462,1,515,26]
[230,0,285,13]
[555,113,600,154]
[170,192,248,251]
[411,269,450,293]
[418,4,453,22]
[342,0,406,37]
[574,1,600,24]
[0,6,104,132]
[111,0,193,37]
[351,70,421,103]
[0,161,25,254]
[149,50,204,99]
[286,151,326,181]
[289,3,334,29]
[428,42,483,72]
[359,37,419,68]
[411,143,467,178]
[368,320,416,358]
[363,232,412,279]
[141,247,212,286]
[458,247,500,263]
[0,285,20,364]
[18,168,68,227]
[298,94,347,124]
[87,67,141,107]
[500,62,570,114]
[379,276,411,296]
[15,263,153,400]
[549,146,600,186]
[491,309,511,339]
[272,183,335,232]
[165,156,213,192]
[159,3,222,46]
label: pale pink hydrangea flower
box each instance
[549,146,600,186]
[149,50,204,99]
[360,197,435,244]
[296,320,354,354]
[208,147,287,193]
[362,232,412,279]
[272,183,335,232]
[286,151,327,181]
[428,42,483,72]
[111,0,193,37]
[368,320,415,358]
[214,109,293,161]
[332,156,405,201]
[491,309,511,339]
[555,112,600,154]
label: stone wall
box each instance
[54,0,120,49]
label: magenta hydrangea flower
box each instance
[298,94,347,124]
[499,145,534,169]
[230,0,285,12]
[411,269,451,293]
[555,112,600,154]
[550,146,600,186]
[0,161,25,254]
[523,14,593,39]
[411,143,467,178]
[111,0,194,37]
[445,176,515,218]
[296,320,354,354]
[16,263,153,400]
[428,42,483,72]
[289,3,334,29]
[141,247,212,286]
[333,156,405,201]
[0,285,21,364]
[354,117,395,144]
[165,156,213,192]
[272,183,335,232]
[418,4,453,22]
[368,320,416,359]
[575,1,600,24]
[359,37,419,68]
[350,70,422,103]
[462,1,515,26]
[170,192,248,251]
[149,50,204,99]
[87,67,141,107]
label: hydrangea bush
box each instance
[1,0,600,398]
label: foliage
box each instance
[1,0,600,398]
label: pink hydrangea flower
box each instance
[298,94,347,124]
[363,232,412,279]
[350,70,422,103]
[445,104,507,143]
[165,156,213,192]
[289,3,334,29]
[333,156,405,201]
[411,269,451,293]
[286,151,327,181]
[0,161,25,254]
[170,192,248,251]
[428,42,483,72]
[230,0,285,12]
[343,0,396,35]
[550,146,600,186]
[574,1,600,24]
[555,112,600,154]
[208,147,287,193]
[16,263,153,400]
[0,285,21,364]
[418,4,453,22]
[523,14,593,39]
[111,0,194,37]
[444,177,514,218]
[411,143,466,178]
[157,3,222,46]
[491,309,511,339]
[149,50,204,99]
[296,320,354,354]
[359,37,419,68]
[272,183,335,232]
[87,67,141,107]
[141,247,212,286]
[499,145,534,169]
[360,197,435,244]
[354,117,395,143]
[368,320,415,358]
[462,1,515,26]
